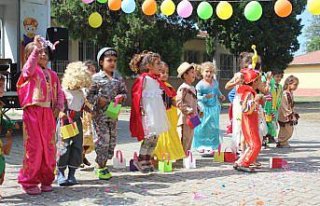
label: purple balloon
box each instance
[82,0,95,4]
[177,0,193,18]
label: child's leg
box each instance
[278,124,294,146]
[136,135,158,172]
[107,120,118,161]
[18,107,54,192]
[180,125,194,154]
[93,115,111,168]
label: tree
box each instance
[305,16,320,52]
[51,0,197,76]
[198,0,307,71]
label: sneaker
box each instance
[40,185,53,192]
[23,186,41,195]
[83,157,91,166]
[268,136,276,144]
[96,167,112,180]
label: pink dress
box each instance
[17,47,64,188]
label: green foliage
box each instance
[198,0,307,71]
[51,0,197,76]
[306,16,320,52]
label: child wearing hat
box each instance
[176,62,198,153]
[87,47,127,180]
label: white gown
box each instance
[142,76,169,137]
[232,91,242,148]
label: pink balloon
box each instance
[177,0,193,18]
[82,0,95,4]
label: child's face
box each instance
[202,68,214,81]
[100,56,117,74]
[38,48,49,68]
[86,65,96,76]
[148,57,162,76]
[252,77,262,90]
[183,68,196,84]
[273,74,283,84]
[0,81,5,97]
[289,80,299,91]
[159,65,169,81]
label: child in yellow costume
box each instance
[153,62,185,161]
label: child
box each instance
[192,61,225,155]
[17,35,64,195]
[81,60,97,168]
[130,51,175,173]
[277,75,299,148]
[263,70,284,144]
[234,68,263,172]
[0,75,17,198]
[153,61,185,162]
[56,62,92,186]
[87,48,127,180]
[176,62,198,154]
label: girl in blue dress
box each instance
[192,61,225,155]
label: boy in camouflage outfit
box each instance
[87,48,127,180]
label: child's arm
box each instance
[196,84,209,104]
[115,80,128,104]
[2,130,13,155]
[54,73,65,117]
[241,92,261,115]
[22,35,42,78]
[176,88,194,115]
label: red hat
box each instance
[241,68,260,84]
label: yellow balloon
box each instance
[307,0,320,15]
[88,12,103,28]
[160,0,176,16]
[216,1,233,20]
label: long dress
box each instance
[232,86,242,148]
[153,82,185,161]
[192,79,222,151]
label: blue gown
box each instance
[192,79,222,151]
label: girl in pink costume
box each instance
[17,35,64,195]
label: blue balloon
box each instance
[121,0,136,14]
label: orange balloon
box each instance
[274,0,292,18]
[108,0,121,11]
[142,0,157,16]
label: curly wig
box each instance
[62,61,92,90]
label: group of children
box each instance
[0,36,300,196]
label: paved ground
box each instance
[1,102,320,206]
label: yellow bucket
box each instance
[60,122,79,139]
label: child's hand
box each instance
[205,94,213,99]
[53,108,60,118]
[98,96,108,108]
[141,107,145,116]
[219,95,226,102]
[59,112,68,120]
[34,35,43,50]
[14,122,20,130]
[115,95,124,104]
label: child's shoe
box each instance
[133,160,150,174]
[40,185,53,192]
[23,186,41,195]
[57,170,68,186]
[67,168,78,185]
[96,167,112,180]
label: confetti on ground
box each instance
[192,192,207,200]
[256,199,265,206]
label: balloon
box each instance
[82,0,95,4]
[307,0,320,15]
[97,0,107,3]
[160,0,176,16]
[177,0,193,18]
[274,0,292,18]
[216,1,233,20]
[142,0,157,16]
[197,1,213,20]
[244,1,263,22]
[108,0,121,11]
[121,0,136,13]
[88,12,103,28]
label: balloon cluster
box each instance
[83,0,320,28]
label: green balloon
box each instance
[197,2,213,20]
[244,1,263,22]
[97,0,108,3]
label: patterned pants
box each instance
[138,135,159,169]
[93,113,118,167]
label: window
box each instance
[219,54,234,79]
[79,41,98,62]
[184,50,200,63]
